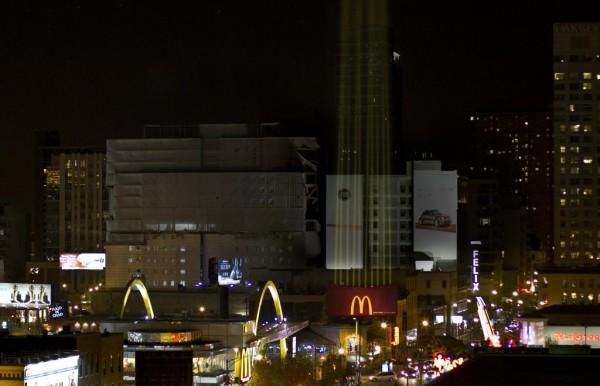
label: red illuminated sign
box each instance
[552,332,600,342]
[326,285,398,317]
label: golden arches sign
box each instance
[350,295,373,316]
[253,280,287,358]
[120,278,155,319]
[235,280,287,382]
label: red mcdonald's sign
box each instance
[326,285,398,317]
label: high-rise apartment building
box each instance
[469,111,553,256]
[104,124,319,290]
[42,151,106,260]
[553,23,600,266]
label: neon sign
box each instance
[552,332,600,342]
[471,241,481,292]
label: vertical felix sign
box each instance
[470,241,481,292]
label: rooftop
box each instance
[429,352,600,386]
[519,305,600,326]
[0,350,78,366]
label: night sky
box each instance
[0,0,597,212]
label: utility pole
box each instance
[354,317,361,385]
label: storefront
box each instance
[0,282,52,334]
[122,329,232,386]
[518,305,600,348]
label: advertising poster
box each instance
[60,253,106,270]
[326,175,364,269]
[0,283,51,307]
[25,355,79,386]
[217,257,242,285]
[413,169,458,271]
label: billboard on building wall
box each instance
[326,285,398,316]
[413,169,458,271]
[0,283,51,307]
[217,257,242,286]
[25,355,79,386]
[326,175,364,269]
[60,253,106,270]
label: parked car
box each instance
[400,368,418,379]
[368,371,399,383]
[417,209,451,227]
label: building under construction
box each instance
[104,123,320,291]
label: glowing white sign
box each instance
[471,241,481,292]
[60,253,106,270]
[25,355,79,385]
[0,283,51,307]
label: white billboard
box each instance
[0,283,52,307]
[60,252,106,270]
[326,175,364,269]
[25,355,79,385]
[217,257,242,286]
[413,169,457,271]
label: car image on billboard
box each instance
[417,209,452,228]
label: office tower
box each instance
[469,111,553,257]
[553,22,600,265]
[0,202,29,281]
[104,124,319,290]
[42,151,106,260]
[32,129,61,261]
[330,0,393,287]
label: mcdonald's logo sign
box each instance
[350,296,373,315]
[326,285,398,317]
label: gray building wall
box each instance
[105,132,319,290]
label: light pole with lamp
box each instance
[353,317,360,386]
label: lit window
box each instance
[560,198,566,206]
[560,157,566,164]
[583,72,592,79]
[583,158,592,164]
[583,83,592,90]
[569,104,576,112]
[597,73,600,80]
[560,146,566,153]
[554,73,566,80]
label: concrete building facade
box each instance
[104,125,319,290]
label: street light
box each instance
[380,322,388,329]
[422,320,429,327]
[353,317,360,386]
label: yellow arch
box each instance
[120,278,155,319]
[254,280,287,358]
